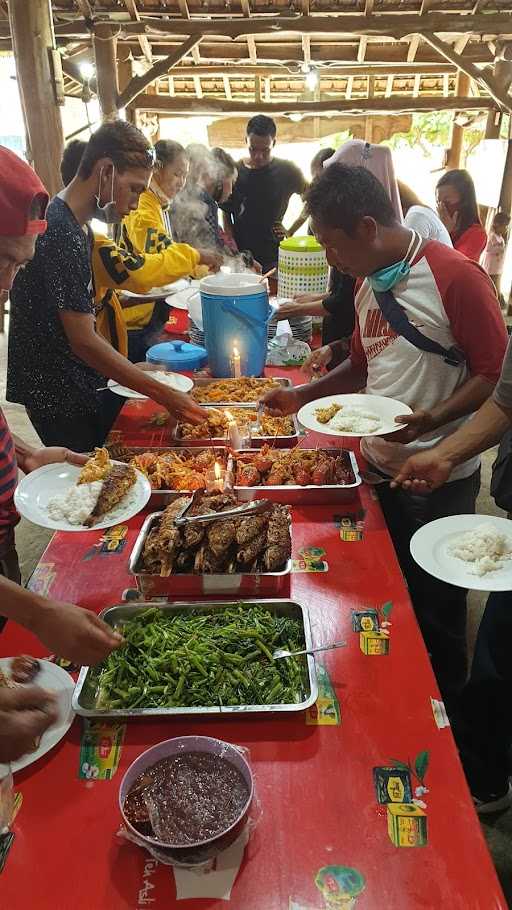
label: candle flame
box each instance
[214,461,222,480]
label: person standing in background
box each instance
[397,180,452,246]
[481,211,510,305]
[286,147,336,237]
[436,169,487,261]
[171,144,238,253]
[222,116,307,272]
[120,139,222,361]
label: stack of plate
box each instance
[268,313,312,343]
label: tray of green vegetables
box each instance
[72,600,318,716]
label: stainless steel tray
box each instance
[108,446,234,506]
[72,598,318,717]
[129,511,291,597]
[191,376,292,406]
[234,449,362,505]
[174,405,301,449]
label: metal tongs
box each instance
[174,492,273,527]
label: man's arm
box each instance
[263,352,367,415]
[12,436,87,474]
[59,311,205,422]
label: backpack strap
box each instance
[372,233,466,367]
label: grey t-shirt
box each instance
[494,335,512,409]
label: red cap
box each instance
[0,147,49,237]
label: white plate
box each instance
[121,281,187,301]
[410,514,512,592]
[107,371,193,399]
[0,658,75,774]
[14,463,151,532]
[297,393,413,438]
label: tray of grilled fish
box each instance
[129,492,292,597]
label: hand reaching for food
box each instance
[302,344,333,378]
[0,685,58,762]
[29,600,124,666]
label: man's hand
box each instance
[29,601,123,666]
[302,344,333,379]
[383,409,435,444]
[198,249,223,272]
[22,447,88,475]
[0,685,58,763]
[391,450,455,493]
[261,387,301,416]
[272,222,288,242]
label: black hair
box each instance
[60,139,87,186]
[493,211,510,227]
[310,147,335,174]
[77,120,154,179]
[436,168,481,235]
[211,147,237,177]
[153,139,185,168]
[305,163,397,235]
[246,115,276,139]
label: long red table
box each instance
[1,367,506,909]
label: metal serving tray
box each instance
[174,405,301,450]
[129,511,291,598]
[234,449,362,506]
[191,376,292,406]
[72,598,318,718]
[111,446,234,507]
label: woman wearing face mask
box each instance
[436,169,487,261]
[120,140,223,361]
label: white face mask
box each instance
[94,165,121,223]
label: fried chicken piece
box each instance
[207,520,236,558]
[237,531,267,568]
[84,464,137,527]
[235,514,268,546]
[78,447,112,484]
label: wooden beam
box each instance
[8,0,64,196]
[247,36,258,64]
[223,75,232,100]
[472,0,488,13]
[241,0,251,15]
[39,14,512,42]
[118,36,202,108]
[123,0,152,65]
[76,0,93,18]
[446,72,470,168]
[194,74,203,99]
[93,24,119,120]
[443,72,450,96]
[365,0,374,15]
[302,35,311,67]
[302,0,311,12]
[131,93,494,114]
[455,35,471,55]
[407,35,420,63]
[255,74,262,102]
[422,31,512,111]
[346,75,354,99]
[413,72,421,97]
[385,74,394,97]
[358,37,367,64]
[140,63,457,78]
[178,0,190,18]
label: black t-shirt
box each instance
[7,197,103,418]
[224,158,306,270]
[321,268,356,345]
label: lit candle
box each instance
[206,461,226,492]
[225,410,242,450]
[231,344,241,379]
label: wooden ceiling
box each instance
[3,1,512,111]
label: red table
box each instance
[1,368,506,909]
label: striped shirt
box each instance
[0,409,19,556]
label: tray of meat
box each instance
[191,376,292,405]
[175,406,300,449]
[107,446,233,506]
[129,492,292,598]
[233,447,361,505]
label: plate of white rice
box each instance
[410,515,512,591]
[297,394,412,438]
[14,462,151,532]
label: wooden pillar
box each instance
[486,56,512,139]
[446,73,470,169]
[94,24,120,121]
[117,47,136,125]
[8,0,64,196]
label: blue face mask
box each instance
[368,231,420,293]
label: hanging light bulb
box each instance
[79,61,95,81]
[305,66,319,92]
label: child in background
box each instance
[482,211,510,306]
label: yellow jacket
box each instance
[121,189,200,329]
[92,232,198,353]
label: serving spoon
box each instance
[273,640,347,661]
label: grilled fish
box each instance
[85,464,137,527]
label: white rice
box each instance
[329,405,382,435]
[448,523,512,576]
[47,481,102,526]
